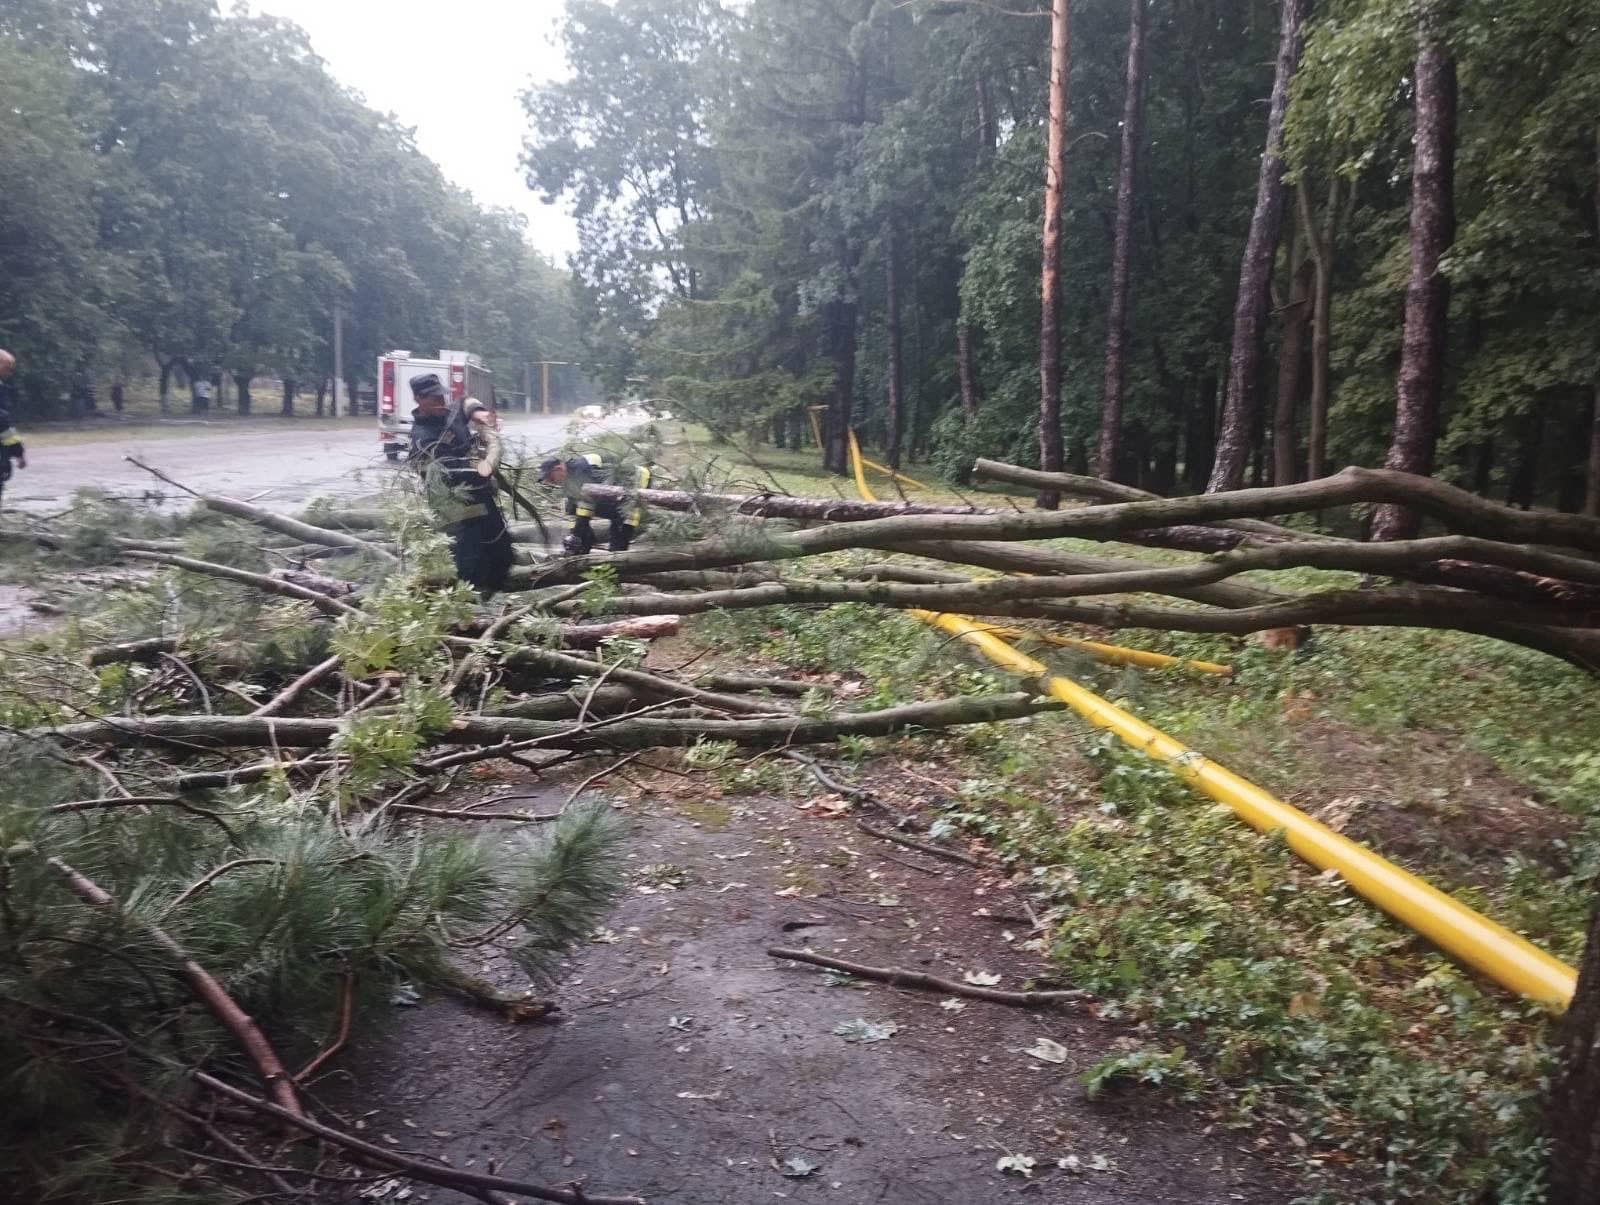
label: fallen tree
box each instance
[11,452,1600,1204]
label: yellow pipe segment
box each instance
[970,623,1232,676]
[847,435,1576,1009]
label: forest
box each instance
[0,0,581,416]
[528,0,1599,510]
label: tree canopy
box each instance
[0,0,582,417]
[524,0,1600,509]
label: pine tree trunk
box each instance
[157,360,172,414]
[824,288,858,477]
[1507,402,1545,510]
[1037,0,1072,508]
[1097,0,1146,483]
[281,378,296,417]
[1273,229,1312,486]
[235,373,253,416]
[1184,372,1218,493]
[1371,5,1458,540]
[1586,385,1600,518]
[958,319,979,423]
[1303,177,1339,481]
[315,378,327,417]
[885,223,904,470]
[1206,0,1309,493]
[1473,440,1495,497]
[1547,893,1600,1200]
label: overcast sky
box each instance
[252,0,579,260]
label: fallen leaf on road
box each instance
[833,1018,899,1043]
[963,971,1001,987]
[780,1156,820,1178]
[1026,1037,1069,1065]
[996,1154,1036,1178]
[939,998,967,1013]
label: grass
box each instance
[656,428,1600,1204]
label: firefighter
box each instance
[407,373,513,595]
[0,350,26,512]
[537,452,652,554]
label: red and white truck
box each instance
[376,349,494,461]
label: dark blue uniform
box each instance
[410,395,513,595]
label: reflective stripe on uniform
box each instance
[629,464,651,527]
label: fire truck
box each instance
[376,349,494,461]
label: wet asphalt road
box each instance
[7,410,636,515]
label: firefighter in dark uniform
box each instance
[407,373,513,595]
[0,350,26,512]
[537,452,652,554]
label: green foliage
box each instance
[942,740,1554,1204]
[0,729,626,1202]
[330,577,476,677]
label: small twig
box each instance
[767,947,1089,1007]
[295,971,355,1084]
[856,820,983,868]
[390,803,563,823]
[124,455,203,497]
[47,794,186,813]
[158,652,213,714]
[564,751,645,805]
[161,858,278,917]
[252,655,341,717]
[193,1071,647,1205]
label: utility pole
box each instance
[535,361,571,415]
[332,304,344,419]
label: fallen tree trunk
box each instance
[38,692,1064,752]
[199,494,397,563]
[571,576,1596,636]
[517,467,1600,591]
[119,551,359,616]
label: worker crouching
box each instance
[538,452,651,554]
[407,373,513,595]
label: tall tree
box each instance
[1096,0,1146,482]
[1037,0,1071,507]
[1370,0,1457,540]
[884,221,905,469]
[1272,215,1312,484]
[1207,0,1311,493]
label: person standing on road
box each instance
[406,373,513,596]
[0,350,27,511]
[537,452,651,554]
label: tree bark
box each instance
[885,222,905,470]
[1037,0,1072,508]
[1301,176,1339,481]
[1272,224,1312,485]
[280,377,295,417]
[39,692,1065,753]
[1585,385,1600,518]
[1184,373,1218,493]
[1207,0,1309,493]
[1548,894,1600,1201]
[1507,402,1546,510]
[957,319,979,423]
[1371,6,1457,539]
[315,377,327,417]
[157,359,173,414]
[1097,0,1146,482]
[233,372,252,416]
[824,290,858,476]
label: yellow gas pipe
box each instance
[847,435,1575,1009]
